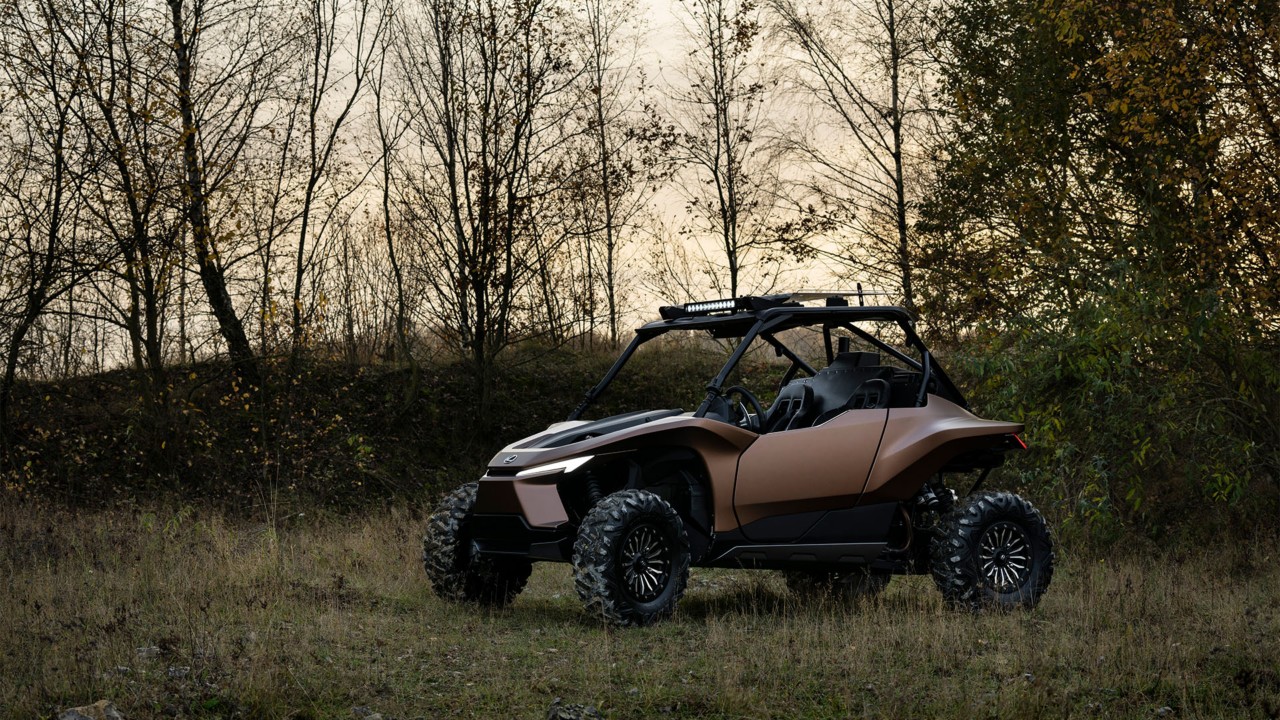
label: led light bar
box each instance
[684,299,736,314]
[658,294,800,321]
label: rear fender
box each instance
[861,396,1023,503]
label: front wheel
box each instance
[572,489,691,627]
[422,482,532,607]
[930,491,1054,610]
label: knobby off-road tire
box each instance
[422,482,532,608]
[931,491,1054,610]
[572,489,691,627]
[785,569,890,601]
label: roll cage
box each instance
[567,294,968,422]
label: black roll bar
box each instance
[694,322,767,418]
[761,334,818,377]
[917,350,932,407]
[567,332,653,421]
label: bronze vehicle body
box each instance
[422,293,1055,626]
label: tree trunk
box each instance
[167,0,259,387]
[887,0,914,313]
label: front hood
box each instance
[486,409,686,470]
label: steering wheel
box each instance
[721,385,766,433]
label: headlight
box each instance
[515,455,594,478]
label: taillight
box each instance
[1011,433,1028,450]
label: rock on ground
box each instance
[546,698,604,720]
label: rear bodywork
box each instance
[467,294,1024,574]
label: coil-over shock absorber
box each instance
[918,478,956,514]
[585,474,604,506]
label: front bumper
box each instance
[468,513,574,562]
[470,475,574,562]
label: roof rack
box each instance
[787,284,892,307]
[658,286,891,321]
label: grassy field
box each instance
[3,500,1278,720]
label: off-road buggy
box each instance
[422,292,1054,626]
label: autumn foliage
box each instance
[920,0,1280,539]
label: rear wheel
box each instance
[785,569,889,601]
[422,482,532,607]
[572,489,691,627]
[930,491,1054,610]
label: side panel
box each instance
[729,502,897,544]
[862,395,1023,502]
[732,408,888,536]
[797,503,897,543]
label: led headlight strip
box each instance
[515,455,595,478]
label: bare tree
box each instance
[0,0,90,445]
[393,0,582,387]
[287,0,388,359]
[578,0,646,344]
[658,0,783,299]
[53,0,185,401]
[371,24,415,371]
[769,0,938,310]
[164,0,296,386]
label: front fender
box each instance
[480,417,757,532]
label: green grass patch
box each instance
[3,500,1278,719]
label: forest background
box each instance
[3,0,1276,542]
[2,0,1280,717]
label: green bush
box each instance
[0,342,725,511]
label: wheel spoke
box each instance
[619,521,673,602]
[978,521,1033,592]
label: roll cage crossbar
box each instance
[567,298,967,422]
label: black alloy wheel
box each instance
[572,489,691,627]
[619,522,673,603]
[978,521,1032,593]
[931,490,1054,610]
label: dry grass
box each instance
[2,499,1278,720]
